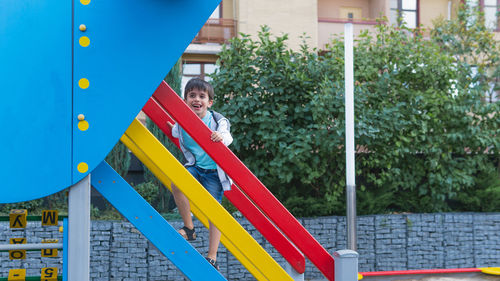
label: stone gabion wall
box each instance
[1,213,500,280]
[0,221,63,276]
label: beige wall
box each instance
[419,0,451,28]
[236,0,318,50]
[370,0,386,19]
[318,0,375,19]
[222,0,234,19]
[318,22,377,49]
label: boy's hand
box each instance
[167,121,175,129]
[211,131,223,142]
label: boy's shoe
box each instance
[205,257,219,271]
[179,226,196,241]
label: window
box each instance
[486,83,499,103]
[484,0,499,30]
[467,0,499,30]
[181,62,218,93]
[389,0,418,28]
[467,66,498,103]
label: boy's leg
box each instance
[207,221,222,261]
[172,166,201,237]
[171,183,194,232]
[171,184,193,227]
[199,170,224,262]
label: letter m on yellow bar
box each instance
[42,210,58,226]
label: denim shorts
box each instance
[186,166,223,202]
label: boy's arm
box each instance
[168,122,180,138]
[215,119,232,146]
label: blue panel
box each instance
[0,0,219,202]
[72,0,221,184]
[0,1,72,203]
[92,161,226,281]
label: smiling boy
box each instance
[167,78,232,270]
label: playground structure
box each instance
[0,210,66,281]
[4,1,497,281]
[1,0,356,280]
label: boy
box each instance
[167,78,232,270]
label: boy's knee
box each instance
[171,184,181,194]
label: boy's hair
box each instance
[184,78,214,100]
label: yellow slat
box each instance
[121,132,266,280]
[480,267,500,275]
[121,134,259,278]
[122,119,292,281]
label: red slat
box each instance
[142,98,179,147]
[152,81,334,280]
[142,95,306,273]
[224,187,305,273]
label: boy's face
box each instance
[185,88,213,118]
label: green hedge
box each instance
[211,8,500,216]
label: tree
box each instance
[431,4,500,211]
[105,141,130,178]
[212,28,342,216]
[211,18,499,216]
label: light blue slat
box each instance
[91,161,226,281]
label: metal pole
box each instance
[344,23,357,251]
[68,174,91,281]
[0,243,63,251]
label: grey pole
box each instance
[0,243,63,250]
[68,174,91,281]
[344,23,357,251]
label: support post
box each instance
[334,250,359,281]
[68,175,91,281]
[344,23,357,251]
[284,263,305,281]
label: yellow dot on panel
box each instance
[80,0,90,5]
[78,78,89,89]
[78,120,89,131]
[79,36,90,47]
[77,162,88,173]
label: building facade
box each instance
[181,0,499,85]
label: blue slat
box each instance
[91,161,226,281]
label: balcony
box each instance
[192,18,237,44]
